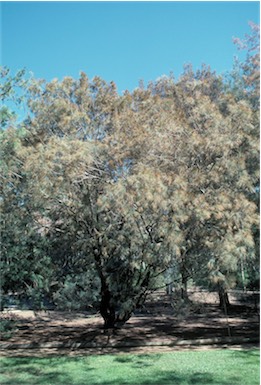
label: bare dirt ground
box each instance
[0,290,259,356]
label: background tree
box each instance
[118,63,259,306]
[0,67,27,129]
[0,126,53,309]
[0,69,52,310]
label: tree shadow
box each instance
[0,356,95,385]
[3,294,259,352]
[1,351,259,385]
[231,348,260,365]
[90,371,239,385]
[114,353,161,368]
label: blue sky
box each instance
[1,1,260,94]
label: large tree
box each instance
[1,24,259,323]
[11,74,183,327]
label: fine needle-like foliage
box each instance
[0,23,259,325]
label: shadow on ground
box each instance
[1,291,259,356]
[0,349,259,385]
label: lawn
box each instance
[0,348,259,385]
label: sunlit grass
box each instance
[0,348,259,385]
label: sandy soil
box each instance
[0,291,259,356]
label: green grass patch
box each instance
[0,348,259,385]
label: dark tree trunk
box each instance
[181,285,188,300]
[99,278,150,329]
[218,287,230,311]
[100,287,136,329]
[181,273,188,301]
[166,282,173,295]
[93,247,117,329]
[100,284,116,329]
[218,286,231,337]
[180,253,189,301]
[95,248,152,329]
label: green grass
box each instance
[0,349,259,385]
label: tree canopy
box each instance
[0,23,259,326]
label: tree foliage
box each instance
[1,24,259,325]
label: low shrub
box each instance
[0,313,18,340]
